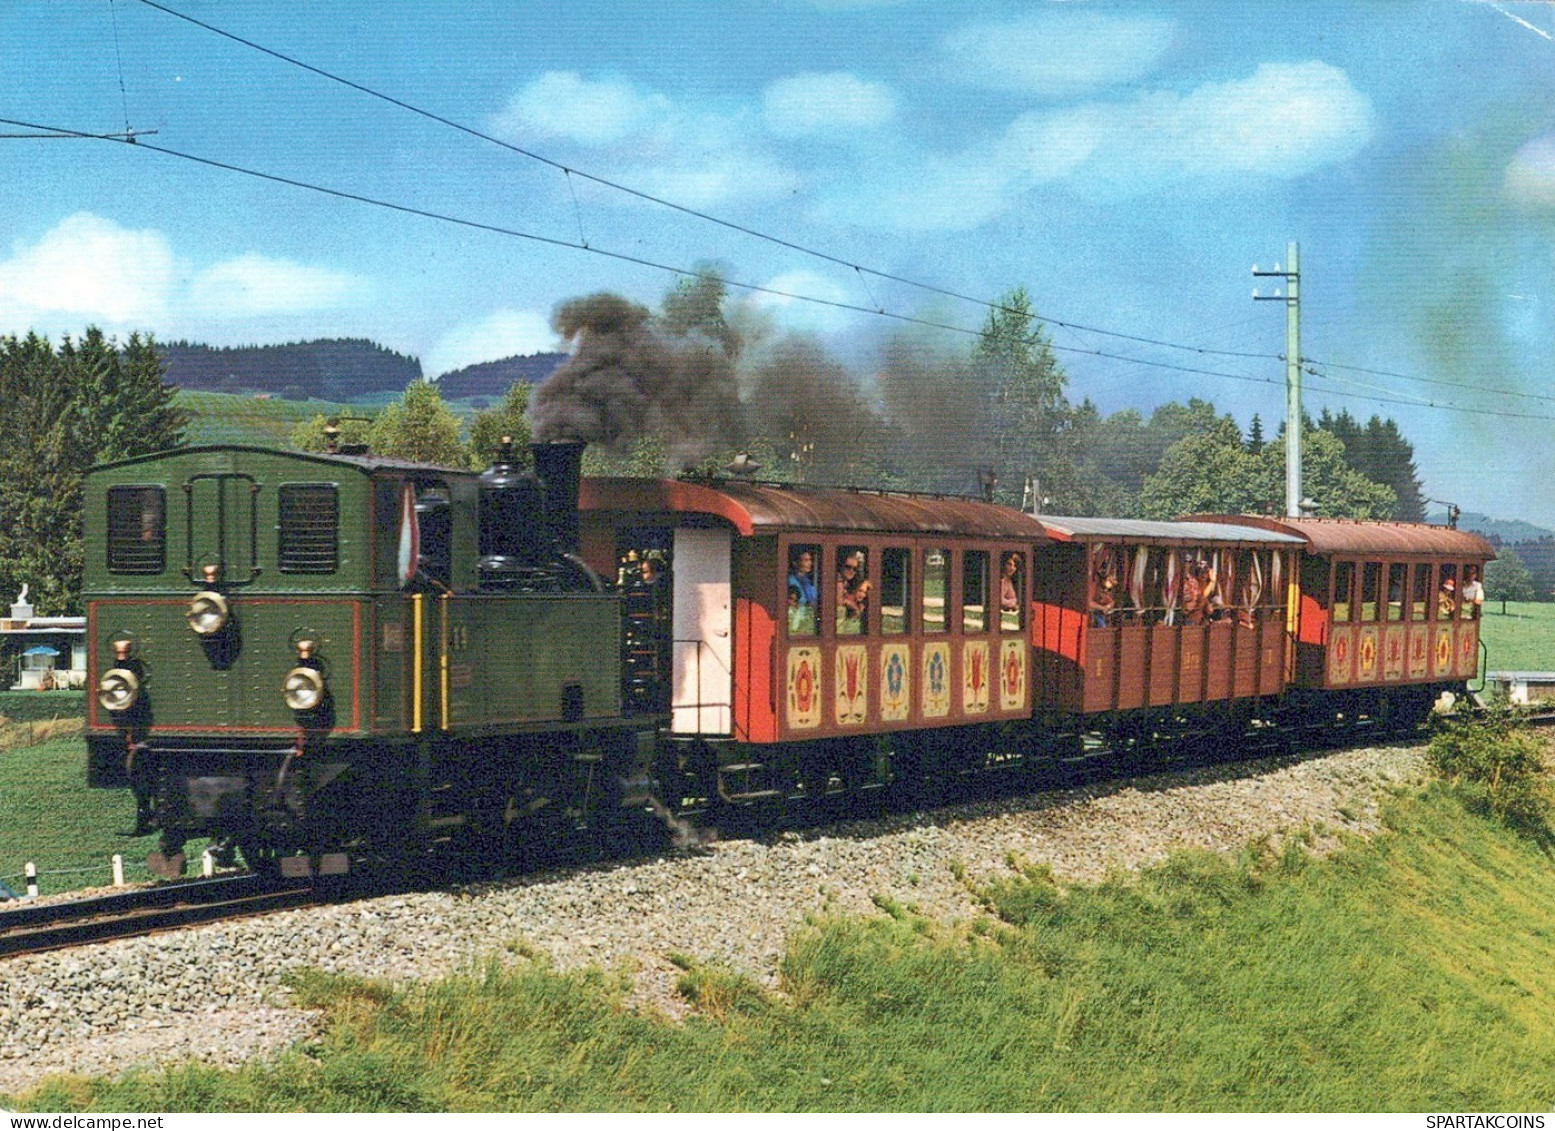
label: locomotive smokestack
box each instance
[532,439,585,555]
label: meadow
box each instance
[7,772,1555,1112]
[1478,601,1555,673]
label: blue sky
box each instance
[2,1,1553,526]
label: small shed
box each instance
[0,587,86,690]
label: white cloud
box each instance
[745,270,861,336]
[828,61,1372,231]
[491,72,673,145]
[1505,134,1555,206]
[188,254,364,317]
[1144,61,1374,179]
[491,71,798,208]
[425,309,557,377]
[763,72,898,137]
[0,213,173,329]
[943,12,1175,97]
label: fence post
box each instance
[202,849,215,878]
[112,854,125,887]
[24,862,37,899]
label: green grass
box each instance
[11,780,1555,1112]
[175,391,362,448]
[1478,601,1555,673]
[0,732,163,896]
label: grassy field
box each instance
[175,389,492,449]
[0,728,165,896]
[175,391,361,448]
[8,763,1555,1111]
[1478,601,1555,673]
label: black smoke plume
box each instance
[531,293,744,464]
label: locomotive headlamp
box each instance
[96,667,141,713]
[186,590,230,636]
[282,666,325,712]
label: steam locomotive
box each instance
[83,440,1494,878]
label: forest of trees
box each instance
[0,284,1482,615]
[0,330,185,615]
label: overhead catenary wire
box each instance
[128,0,1289,369]
[6,117,1551,427]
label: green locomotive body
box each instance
[84,442,643,877]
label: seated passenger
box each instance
[1180,561,1208,625]
[1461,566,1484,619]
[1438,578,1457,619]
[787,585,813,635]
[1000,554,1021,612]
[837,553,870,634]
[1089,576,1116,628]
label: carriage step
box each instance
[720,787,784,802]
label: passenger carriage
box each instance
[579,477,1051,802]
[1027,518,1305,719]
[1196,516,1496,722]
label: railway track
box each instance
[0,873,320,960]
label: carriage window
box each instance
[999,551,1024,631]
[962,550,989,633]
[1332,561,1355,622]
[922,548,949,634]
[1436,563,1458,621]
[836,546,870,635]
[1411,563,1430,621]
[1360,562,1381,621]
[786,544,819,636]
[277,484,339,574]
[107,486,166,574]
[881,548,909,635]
[1461,564,1482,620]
[1386,563,1406,622]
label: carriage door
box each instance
[185,473,259,584]
[671,527,732,735]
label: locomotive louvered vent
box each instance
[278,484,339,574]
[106,486,166,574]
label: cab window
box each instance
[106,486,166,574]
[277,484,339,574]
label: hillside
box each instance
[432,352,567,399]
[159,339,422,401]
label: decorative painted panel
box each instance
[963,639,990,715]
[1407,625,1430,680]
[785,645,821,730]
[1382,625,1406,681]
[1357,626,1379,681]
[1456,626,1478,679]
[922,641,951,718]
[880,643,911,722]
[1328,629,1353,685]
[998,638,1026,712]
[1433,626,1453,678]
[834,643,868,726]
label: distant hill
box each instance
[159,339,422,401]
[174,390,362,448]
[432,352,567,399]
[1453,511,1555,545]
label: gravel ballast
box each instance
[0,742,1427,1096]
